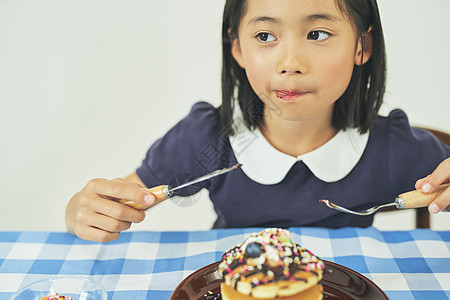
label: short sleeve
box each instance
[136,101,228,195]
[386,109,450,195]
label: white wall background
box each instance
[0,0,449,232]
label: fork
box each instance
[319,183,449,216]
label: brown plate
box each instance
[170,260,388,300]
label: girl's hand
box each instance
[65,177,155,242]
[415,157,450,214]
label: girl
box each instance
[66,0,450,242]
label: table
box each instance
[0,227,449,299]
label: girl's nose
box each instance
[276,42,307,75]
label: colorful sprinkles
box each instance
[203,290,222,300]
[40,294,73,300]
[219,228,324,290]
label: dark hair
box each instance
[218,0,386,135]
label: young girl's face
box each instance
[232,0,369,126]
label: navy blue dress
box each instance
[136,102,449,228]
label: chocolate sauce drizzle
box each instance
[219,228,324,294]
[203,290,222,300]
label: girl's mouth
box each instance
[275,90,309,101]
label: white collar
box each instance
[229,106,369,184]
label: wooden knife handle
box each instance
[398,183,449,209]
[118,185,170,211]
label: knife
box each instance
[119,163,242,210]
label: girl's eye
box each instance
[256,32,276,42]
[307,30,331,41]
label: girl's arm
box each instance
[65,172,155,242]
[415,157,450,213]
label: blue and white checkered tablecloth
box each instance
[0,227,449,300]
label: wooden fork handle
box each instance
[396,183,449,209]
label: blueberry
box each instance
[245,242,263,258]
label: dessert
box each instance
[41,293,73,300]
[218,228,324,299]
[203,290,222,299]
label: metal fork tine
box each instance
[319,200,397,216]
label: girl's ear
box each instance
[231,37,245,69]
[354,26,373,66]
